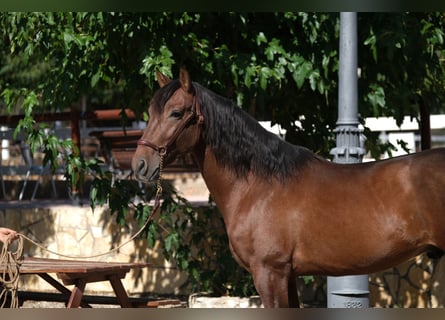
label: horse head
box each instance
[132,68,204,183]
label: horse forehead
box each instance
[164,89,194,108]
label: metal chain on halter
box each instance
[153,148,166,210]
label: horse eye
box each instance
[169,110,184,119]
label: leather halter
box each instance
[137,93,204,155]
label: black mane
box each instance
[153,80,318,181]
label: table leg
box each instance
[38,273,91,308]
[67,279,87,308]
[108,275,132,307]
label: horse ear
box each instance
[179,67,192,93]
[156,71,171,88]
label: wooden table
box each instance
[1,257,150,308]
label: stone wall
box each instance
[370,255,445,307]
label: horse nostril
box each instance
[137,159,147,175]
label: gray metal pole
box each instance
[327,12,369,308]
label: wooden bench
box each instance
[1,257,150,308]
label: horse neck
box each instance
[191,144,247,223]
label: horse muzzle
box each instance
[132,157,160,183]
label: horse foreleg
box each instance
[252,265,299,308]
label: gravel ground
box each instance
[16,294,268,308]
[20,301,121,308]
[18,296,188,308]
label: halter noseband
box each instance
[137,93,203,156]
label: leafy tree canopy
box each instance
[1,12,444,154]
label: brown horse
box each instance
[132,68,445,308]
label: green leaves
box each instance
[89,163,112,211]
[366,84,386,116]
[164,232,179,253]
[264,38,285,61]
[364,27,378,62]
[140,45,175,89]
[292,60,313,89]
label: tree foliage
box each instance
[1,12,444,296]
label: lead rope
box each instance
[0,236,23,308]
[0,151,166,308]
